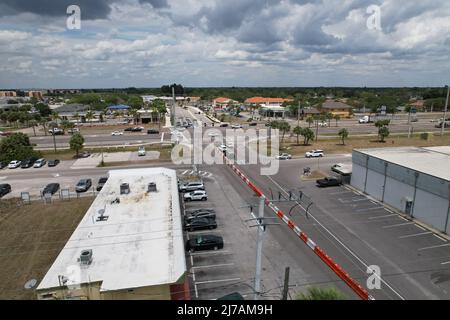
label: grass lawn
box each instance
[281,132,450,156]
[0,197,93,299]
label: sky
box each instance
[0,0,449,89]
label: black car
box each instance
[131,127,143,132]
[185,211,216,223]
[316,177,341,188]
[249,122,257,126]
[96,177,108,191]
[43,183,60,195]
[48,159,60,167]
[0,162,7,169]
[184,217,217,232]
[186,235,224,252]
[0,184,11,197]
[21,157,38,168]
[124,127,133,132]
[147,129,160,134]
[76,179,92,192]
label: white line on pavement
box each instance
[368,214,398,220]
[384,208,394,213]
[195,278,241,285]
[356,207,385,212]
[383,222,415,229]
[441,261,450,265]
[190,250,230,256]
[398,216,409,222]
[414,224,426,231]
[398,232,432,239]
[433,234,448,243]
[418,243,450,251]
[192,263,234,269]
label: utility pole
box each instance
[254,195,265,300]
[52,132,57,153]
[281,267,290,300]
[297,102,301,127]
[171,86,176,127]
[442,85,449,136]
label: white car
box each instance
[138,146,146,156]
[276,153,292,160]
[305,150,324,158]
[111,131,123,136]
[231,124,242,129]
[8,160,21,169]
[318,122,328,127]
[184,190,208,202]
[34,158,47,168]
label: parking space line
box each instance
[382,222,415,229]
[190,250,230,256]
[370,200,378,205]
[195,278,241,285]
[398,232,432,239]
[356,206,385,212]
[441,261,450,265]
[329,191,352,195]
[384,208,394,214]
[368,214,398,220]
[192,263,234,269]
[418,243,450,251]
[434,234,448,243]
[398,216,409,222]
[415,224,426,231]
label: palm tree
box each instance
[306,116,314,128]
[334,114,341,127]
[85,110,95,124]
[40,117,50,136]
[293,126,302,145]
[29,119,38,137]
[128,108,138,125]
[51,111,61,125]
[338,128,349,145]
[325,112,334,127]
[278,120,291,143]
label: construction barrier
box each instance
[223,155,374,300]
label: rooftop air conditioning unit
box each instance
[120,183,130,195]
[79,249,93,265]
[148,182,157,192]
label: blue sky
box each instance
[0,0,449,88]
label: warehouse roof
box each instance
[355,146,450,181]
[37,167,186,293]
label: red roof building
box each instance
[244,97,293,105]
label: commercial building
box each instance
[351,147,450,234]
[244,97,293,106]
[0,91,17,97]
[54,104,102,123]
[320,100,353,117]
[212,97,238,109]
[26,91,44,100]
[36,168,188,300]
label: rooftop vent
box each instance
[96,208,109,222]
[148,182,157,192]
[79,249,93,265]
[120,183,130,195]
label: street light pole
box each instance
[254,195,265,300]
[442,85,449,136]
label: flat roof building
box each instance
[351,147,450,234]
[36,168,188,300]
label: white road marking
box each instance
[370,200,378,205]
[192,263,234,269]
[414,225,426,231]
[195,278,241,285]
[384,208,394,213]
[190,250,230,256]
[356,207,385,212]
[368,214,398,220]
[441,261,450,265]
[329,191,352,195]
[181,170,189,175]
[418,243,450,251]
[398,232,432,239]
[383,222,415,229]
[434,235,448,243]
[398,216,409,222]
[161,133,164,142]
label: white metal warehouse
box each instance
[351,146,450,235]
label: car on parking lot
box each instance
[318,122,328,127]
[147,129,159,134]
[96,177,108,191]
[0,184,11,197]
[185,210,216,222]
[184,190,208,201]
[186,235,224,252]
[179,181,205,192]
[76,151,91,158]
[111,131,123,136]
[249,122,258,126]
[316,176,341,187]
[33,158,47,168]
[231,124,242,129]
[8,160,21,169]
[138,146,146,156]
[131,127,144,132]
[435,122,450,128]
[49,128,64,135]
[305,150,324,158]
[331,163,352,175]
[184,217,217,231]
[276,153,292,160]
[219,123,229,127]
[21,157,38,169]
[76,179,92,192]
[43,183,60,195]
[48,159,60,167]
[0,161,7,169]
[67,128,80,134]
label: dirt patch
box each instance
[0,198,93,299]
[300,170,328,181]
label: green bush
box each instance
[420,132,429,140]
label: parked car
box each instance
[435,122,450,128]
[131,127,144,132]
[276,153,292,160]
[48,159,60,167]
[76,179,92,192]
[316,177,341,188]
[76,151,91,158]
[0,184,11,197]
[185,211,216,222]
[21,157,38,169]
[305,150,324,158]
[249,122,258,126]
[111,131,123,136]
[67,128,80,134]
[185,208,215,215]
[184,190,208,201]
[318,122,328,127]
[43,183,60,195]
[184,217,217,231]
[124,127,133,132]
[48,128,64,135]
[138,146,146,156]
[96,177,108,191]
[208,132,219,137]
[231,124,242,129]
[8,160,21,169]
[0,161,7,169]
[186,235,224,252]
[179,181,205,192]
[219,123,229,127]
[147,129,159,134]
[331,163,352,175]
[33,158,47,168]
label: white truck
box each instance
[358,115,374,124]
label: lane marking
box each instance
[383,222,415,229]
[356,207,385,212]
[195,278,241,285]
[384,208,394,214]
[441,261,450,265]
[414,225,426,231]
[370,200,378,205]
[398,232,432,239]
[418,243,450,251]
[368,214,398,220]
[398,216,409,222]
[192,263,234,269]
[434,235,448,243]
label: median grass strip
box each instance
[0,198,93,299]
